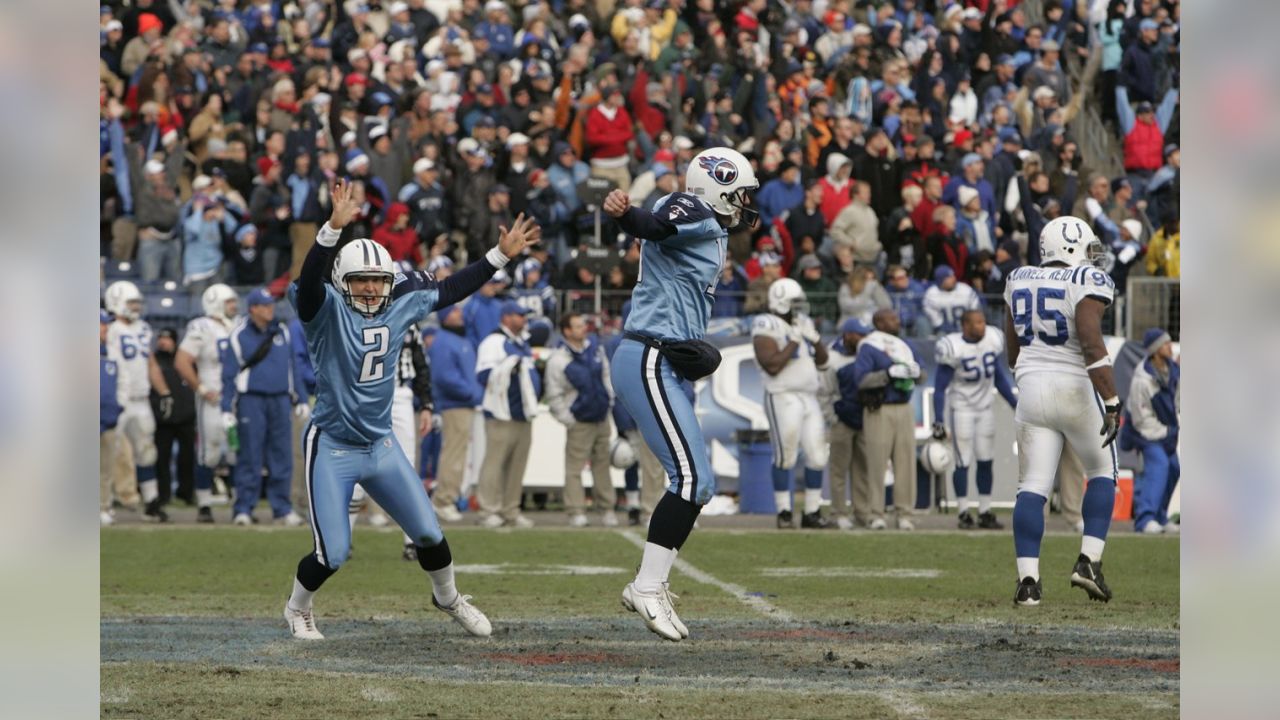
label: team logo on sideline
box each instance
[698,156,739,185]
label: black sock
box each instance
[646,492,702,550]
[296,553,337,592]
[416,537,452,572]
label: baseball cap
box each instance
[368,124,388,141]
[1041,39,1061,52]
[995,54,1014,66]
[476,83,494,95]
[758,251,782,267]
[962,7,982,20]
[500,300,532,316]
[952,128,974,146]
[1135,100,1154,113]
[105,19,123,32]
[1143,328,1171,355]
[796,254,822,272]
[653,165,673,179]
[960,153,983,169]
[1139,18,1159,31]
[249,42,269,55]
[489,183,511,196]
[247,288,274,306]
[933,265,955,283]
[474,115,497,128]
[506,132,530,148]
[653,148,676,164]
[554,141,574,157]
[839,318,872,335]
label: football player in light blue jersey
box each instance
[603,148,758,642]
[281,179,540,640]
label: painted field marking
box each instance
[760,567,943,579]
[359,687,398,703]
[616,529,795,623]
[879,690,930,720]
[453,564,626,576]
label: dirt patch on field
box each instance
[102,616,1178,697]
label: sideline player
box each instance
[932,309,1018,530]
[604,147,758,642]
[751,278,831,529]
[103,281,169,522]
[175,284,240,523]
[1004,216,1121,606]
[281,179,539,639]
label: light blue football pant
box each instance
[610,339,715,505]
[301,422,443,570]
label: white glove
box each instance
[294,403,311,420]
[888,361,921,380]
[793,315,821,344]
[221,412,237,431]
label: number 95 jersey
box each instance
[289,273,441,445]
[1003,265,1114,380]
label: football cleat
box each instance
[434,502,463,523]
[1014,576,1043,606]
[627,508,642,526]
[402,543,418,562]
[196,507,214,524]
[661,583,689,638]
[568,513,589,528]
[601,511,620,527]
[957,510,976,529]
[621,582,683,642]
[284,603,325,640]
[432,593,492,637]
[776,509,794,529]
[144,499,170,523]
[800,511,832,529]
[1070,554,1113,602]
[978,511,1004,530]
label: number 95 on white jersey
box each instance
[1003,265,1114,379]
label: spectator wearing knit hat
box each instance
[942,153,997,229]
[818,153,855,227]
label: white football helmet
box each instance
[1039,215,1105,268]
[201,283,239,322]
[919,438,955,476]
[104,281,144,321]
[609,437,636,469]
[685,147,760,226]
[332,238,396,315]
[767,277,809,317]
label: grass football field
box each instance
[101,522,1179,719]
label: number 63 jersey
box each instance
[1003,265,1115,380]
[289,272,441,445]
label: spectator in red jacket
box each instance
[911,174,944,241]
[818,152,854,226]
[584,84,634,193]
[372,202,423,267]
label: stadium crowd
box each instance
[99,0,1180,525]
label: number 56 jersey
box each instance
[1003,265,1114,380]
[935,327,1006,412]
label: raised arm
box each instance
[603,189,678,242]
[296,178,361,322]
[435,214,541,310]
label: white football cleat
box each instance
[662,583,689,639]
[510,514,534,529]
[869,518,887,530]
[284,604,324,640]
[233,513,253,526]
[1141,520,1164,534]
[434,503,463,523]
[568,513,589,528]
[835,516,854,530]
[478,514,505,529]
[433,594,492,637]
[621,583,683,642]
[601,511,620,527]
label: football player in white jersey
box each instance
[923,265,981,336]
[932,309,1018,530]
[752,278,832,529]
[103,281,170,522]
[175,284,240,523]
[1003,215,1121,606]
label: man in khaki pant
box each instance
[850,309,926,530]
[821,319,872,529]
[544,313,617,527]
[427,305,485,521]
[475,303,542,528]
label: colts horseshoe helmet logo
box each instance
[1060,221,1084,244]
[697,156,739,186]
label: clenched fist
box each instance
[602,189,631,218]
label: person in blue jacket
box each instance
[428,304,485,521]
[101,310,124,525]
[1127,328,1180,534]
[221,289,307,526]
[288,315,317,516]
[464,271,507,348]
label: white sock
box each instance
[774,491,792,512]
[635,542,674,593]
[139,479,158,503]
[1080,535,1106,563]
[957,496,971,514]
[662,548,679,585]
[427,563,459,607]
[195,488,212,507]
[625,490,640,509]
[803,488,822,515]
[1016,557,1040,582]
[288,577,315,610]
[978,495,992,514]
[348,512,358,533]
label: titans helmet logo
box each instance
[698,156,739,185]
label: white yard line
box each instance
[616,529,795,623]
[879,690,931,720]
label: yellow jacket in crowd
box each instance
[1146,228,1180,278]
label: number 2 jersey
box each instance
[289,270,442,445]
[1002,264,1115,380]
[935,327,1006,412]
